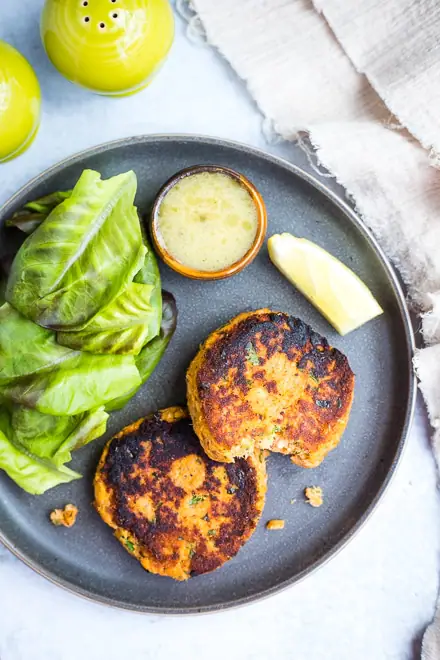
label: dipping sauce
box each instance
[155,171,259,272]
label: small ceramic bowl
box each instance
[150,165,267,280]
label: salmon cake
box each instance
[94,406,267,581]
[187,310,354,467]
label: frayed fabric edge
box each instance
[310,0,440,160]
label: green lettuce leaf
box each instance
[0,403,108,494]
[5,191,72,234]
[0,408,11,437]
[56,282,156,355]
[0,303,76,383]
[0,409,80,495]
[6,169,146,330]
[0,430,81,495]
[0,304,141,412]
[10,405,108,467]
[1,352,141,415]
[134,239,162,342]
[106,292,177,411]
[56,238,163,355]
[0,278,5,307]
[52,406,108,465]
[11,406,76,457]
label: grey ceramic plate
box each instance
[0,135,415,614]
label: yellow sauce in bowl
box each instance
[155,171,261,274]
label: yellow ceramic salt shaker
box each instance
[0,42,41,163]
[41,0,174,96]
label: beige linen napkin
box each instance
[184,0,440,654]
[313,0,440,154]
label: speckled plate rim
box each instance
[0,134,416,615]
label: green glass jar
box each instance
[0,42,41,163]
[41,0,174,96]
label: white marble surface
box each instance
[1,3,440,659]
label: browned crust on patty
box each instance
[186,310,355,466]
[94,407,267,581]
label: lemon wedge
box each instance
[268,233,383,335]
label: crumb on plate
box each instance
[304,486,323,508]
[50,504,78,528]
[290,499,296,504]
[266,519,285,530]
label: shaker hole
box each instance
[99,22,106,28]
[84,16,90,22]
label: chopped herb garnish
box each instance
[246,379,253,387]
[178,536,184,541]
[246,342,260,366]
[188,548,196,559]
[315,399,331,408]
[202,514,210,521]
[337,398,342,409]
[125,539,135,553]
[227,486,238,494]
[189,494,206,506]
[273,425,282,433]
[151,471,159,479]
[208,529,216,536]
[310,370,319,383]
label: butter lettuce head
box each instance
[0,169,174,495]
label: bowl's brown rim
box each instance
[0,133,416,616]
[150,164,267,280]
